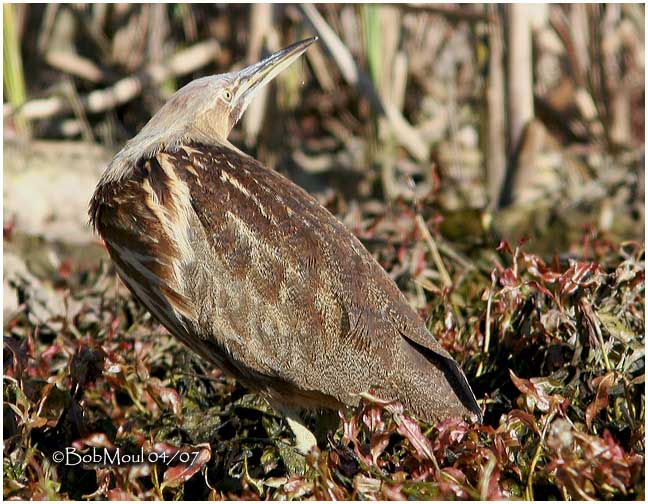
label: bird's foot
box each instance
[285,414,318,455]
[272,406,319,474]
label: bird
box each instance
[89,37,481,453]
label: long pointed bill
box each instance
[230,37,317,124]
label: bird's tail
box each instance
[398,336,483,423]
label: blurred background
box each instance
[3,4,645,500]
[3,4,644,256]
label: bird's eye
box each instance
[222,89,233,102]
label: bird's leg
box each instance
[281,407,317,455]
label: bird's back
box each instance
[91,141,480,422]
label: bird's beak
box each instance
[230,37,317,125]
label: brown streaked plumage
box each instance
[90,38,481,452]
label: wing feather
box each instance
[166,142,479,416]
[92,159,197,348]
[93,141,479,418]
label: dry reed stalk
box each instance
[485,5,506,210]
[4,40,221,121]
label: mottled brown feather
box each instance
[90,141,481,420]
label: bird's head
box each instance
[205,36,318,138]
[99,37,316,186]
[137,37,317,149]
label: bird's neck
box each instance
[97,126,240,188]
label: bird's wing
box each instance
[334,255,482,418]
[146,142,478,414]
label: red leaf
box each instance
[369,432,391,464]
[585,372,616,429]
[161,444,211,488]
[510,371,549,411]
[341,409,359,445]
[507,409,540,435]
[434,417,469,454]
[497,240,513,254]
[509,370,565,413]
[362,405,385,432]
[500,268,519,287]
[107,488,136,500]
[148,378,183,421]
[527,280,555,299]
[391,411,435,461]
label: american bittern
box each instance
[90,38,480,453]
